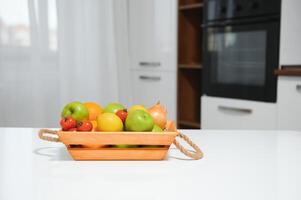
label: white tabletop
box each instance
[0,128,300,200]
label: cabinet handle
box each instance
[218,105,252,114]
[139,62,161,67]
[139,75,161,81]
[296,84,301,91]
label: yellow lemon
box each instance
[128,105,147,113]
[97,113,123,132]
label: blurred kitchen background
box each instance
[0,0,300,131]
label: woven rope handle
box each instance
[38,129,60,142]
[173,132,204,160]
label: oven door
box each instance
[203,18,279,102]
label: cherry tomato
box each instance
[116,109,128,123]
[60,117,77,131]
[77,121,93,131]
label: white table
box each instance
[0,128,300,200]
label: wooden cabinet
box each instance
[280,0,301,65]
[277,76,301,131]
[128,0,177,72]
[202,96,277,130]
[177,0,203,129]
[130,70,176,120]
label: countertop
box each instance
[0,128,300,200]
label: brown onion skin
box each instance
[148,102,167,129]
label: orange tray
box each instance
[38,121,203,161]
[60,131,177,160]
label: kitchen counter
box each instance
[0,128,300,200]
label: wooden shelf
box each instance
[177,70,202,128]
[178,8,202,65]
[179,64,202,70]
[178,120,200,129]
[179,3,203,11]
[177,0,203,129]
[179,0,203,6]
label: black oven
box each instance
[202,0,281,102]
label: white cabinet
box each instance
[277,76,301,131]
[128,0,177,72]
[130,70,176,120]
[127,0,177,120]
[201,96,277,130]
[280,0,301,65]
[278,0,301,131]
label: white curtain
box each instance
[0,0,127,127]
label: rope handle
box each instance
[173,131,204,160]
[38,129,60,142]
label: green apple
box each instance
[125,110,154,131]
[103,103,125,114]
[152,124,163,132]
[61,101,89,122]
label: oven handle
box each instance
[218,105,252,114]
[202,15,279,28]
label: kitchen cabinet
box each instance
[128,0,177,72]
[277,0,301,131]
[130,70,176,120]
[201,96,277,130]
[279,0,301,65]
[277,76,301,131]
[127,0,177,121]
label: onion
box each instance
[148,101,167,129]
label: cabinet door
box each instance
[280,0,301,65]
[131,70,176,121]
[201,96,277,130]
[128,0,177,71]
[278,77,301,131]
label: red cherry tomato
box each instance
[77,121,93,131]
[68,128,77,131]
[60,117,77,131]
[116,109,128,123]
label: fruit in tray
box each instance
[152,124,163,132]
[77,121,93,131]
[61,102,89,122]
[103,103,125,114]
[60,116,77,131]
[125,110,154,131]
[97,113,123,132]
[116,109,128,123]
[128,105,147,113]
[84,102,102,121]
[148,102,167,129]
[59,101,168,133]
